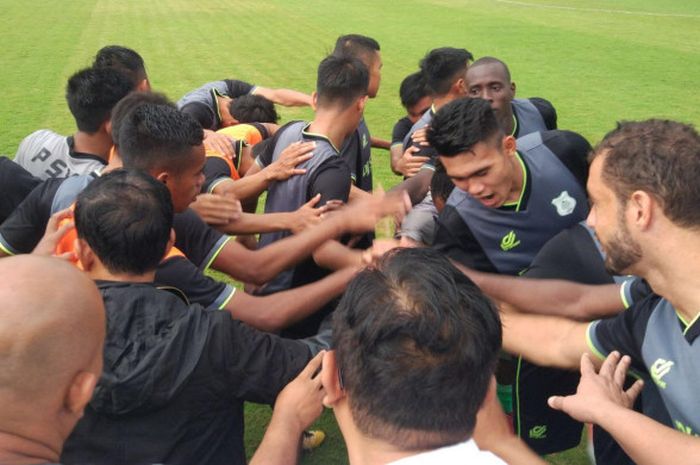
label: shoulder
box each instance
[527,97,557,129]
[535,129,591,188]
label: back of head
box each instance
[595,119,700,227]
[229,94,279,123]
[0,255,104,417]
[118,102,203,173]
[333,34,380,63]
[93,45,148,88]
[75,169,174,275]
[316,54,369,109]
[400,71,429,108]
[468,56,511,82]
[428,97,502,157]
[419,47,473,96]
[110,91,174,146]
[333,247,502,450]
[66,67,135,133]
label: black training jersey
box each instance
[340,117,373,192]
[0,157,41,224]
[433,130,590,275]
[392,116,413,147]
[62,281,311,465]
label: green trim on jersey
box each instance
[218,286,237,310]
[204,235,233,272]
[0,241,14,256]
[302,124,340,153]
[502,151,528,212]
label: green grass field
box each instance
[1,1,698,463]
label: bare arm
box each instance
[501,304,593,370]
[254,87,313,107]
[224,267,357,332]
[389,168,433,205]
[454,262,625,320]
[312,240,364,271]
[211,190,410,285]
[370,135,391,150]
[249,352,325,465]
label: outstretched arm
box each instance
[549,351,699,465]
[500,304,592,370]
[225,266,358,332]
[255,87,313,107]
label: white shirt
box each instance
[388,439,507,465]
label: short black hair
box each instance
[428,98,502,157]
[430,159,455,203]
[75,169,173,275]
[66,67,134,133]
[119,103,204,173]
[93,45,147,87]
[316,54,369,109]
[419,47,473,96]
[229,94,279,123]
[469,56,511,82]
[110,92,174,146]
[333,34,380,64]
[400,71,429,108]
[333,248,501,449]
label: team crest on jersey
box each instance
[651,358,674,389]
[551,191,576,216]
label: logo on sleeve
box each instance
[500,230,521,251]
[528,425,548,439]
[650,358,674,389]
[362,133,369,148]
[551,191,577,216]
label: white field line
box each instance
[494,0,700,19]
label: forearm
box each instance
[216,171,270,202]
[312,240,363,271]
[390,144,404,175]
[248,409,303,465]
[234,216,347,285]
[216,212,294,235]
[258,87,312,107]
[227,267,357,332]
[456,262,624,320]
[501,308,588,369]
[593,405,700,465]
[389,168,432,205]
[370,136,391,150]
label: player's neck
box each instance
[86,262,156,285]
[0,429,61,465]
[309,111,354,151]
[638,225,700,322]
[72,130,112,161]
[433,91,463,112]
[343,424,422,465]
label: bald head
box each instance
[0,256,104,425]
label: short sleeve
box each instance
[224,79,255,98]
[540,130,591,190]
[307,157,351,205]
[173,209,231,270]
[529,97,558,130]
[155,256,236,310]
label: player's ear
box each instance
[136,78,151,92]
[64,370,99,415]
[75,238,95,271]
[164,228,176,257]
[502,135,517,156]
[311,91,318,112]
[321,350,345,407]
[510,81,516,96]
[155,171,169,185]
[104,119,113,138]
[357,95,369,113]
[629,190,653,231]
[454,76,467,95]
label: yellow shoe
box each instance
[302,430,326,452]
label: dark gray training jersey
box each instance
[257,121,351,295]
[14,129,106,180]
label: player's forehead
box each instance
[586,152,609,200]
[441,143,501,177]
[467,63,509,85]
